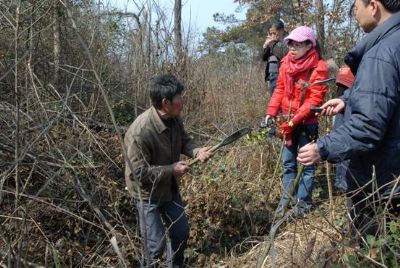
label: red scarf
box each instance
[283,48,319,98]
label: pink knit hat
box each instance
[284,26,316,47]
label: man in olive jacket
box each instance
[298,0,400,235]
[124,75,211,267]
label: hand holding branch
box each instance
[297,143,321,166]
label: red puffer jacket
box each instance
[266,58,329,124]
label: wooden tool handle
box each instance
[187,143,220,166]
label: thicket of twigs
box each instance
[1,0,399,267]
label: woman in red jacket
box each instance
[264,26,329,217]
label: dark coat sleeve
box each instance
[317,49,400,163]
[262,46,271,62]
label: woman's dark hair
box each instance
[149,74,184,109]
[304,40,323,59]
[270,20,285,31]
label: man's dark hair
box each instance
[270,20,285,31]
[150,74,184,109]
[359,0,400,13]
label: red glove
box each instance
[280,121,298,147]
[280,121,295,136]
[285,132,293,147]
[290,115,303,126]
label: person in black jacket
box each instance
[298,0,400,236]
[262,20,288,96]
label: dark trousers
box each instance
[347,193,380,237]
[136,194,189,268]
[268,68,278,96]
[333,112,349,192]
[347,190,400,238]
[267,67,278,138]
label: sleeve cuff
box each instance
[317,140,329,161]
[340,90,350,102]
[291,114,303,125]
[164,165,174,179]
[192,148,201,159]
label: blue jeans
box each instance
[136,194,189,268]
[278,124,317,209]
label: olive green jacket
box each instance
[124,106,200,202]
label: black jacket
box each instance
[262,40,288,81]
[317,12,400,192]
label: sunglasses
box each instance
[287,41,307,49]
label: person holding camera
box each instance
[262,20,288,96]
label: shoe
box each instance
[274,198,290,218]
[291,201,312,218]
[274,204,285,218]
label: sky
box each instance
[107,0,247,34]
[181,0,246,33]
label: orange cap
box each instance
[336,65,355,89]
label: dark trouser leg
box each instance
[334,160,349,192]
[347,193,379,238]
[136,200,166,268]
[268,72,278,96]
[267,68,278,138]
[268,64,278,96]
[333,113,348,192]
[160,194,189,268]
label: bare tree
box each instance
[174,0,182,63]
[52,0,61,88]
[315,0,325,53]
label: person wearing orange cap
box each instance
[334,65,354,97]
[333,65,355,192]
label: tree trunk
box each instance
[315,0,325,54]
[174,0,182,64]
[13,0,21,214]
[53,0,60,89]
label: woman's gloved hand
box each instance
[280,120,296,135]
[280,120,298,147]
[262,115,275,128]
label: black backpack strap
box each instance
[298,67,315,108]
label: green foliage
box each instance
[200,27,226,54]
[343,255,359,268]
[201,0,360,62]
[213,13,240,24]
[344,220,400,267]
[112,100,136,125]
[52,247,62,268]
[245,128,270,144]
